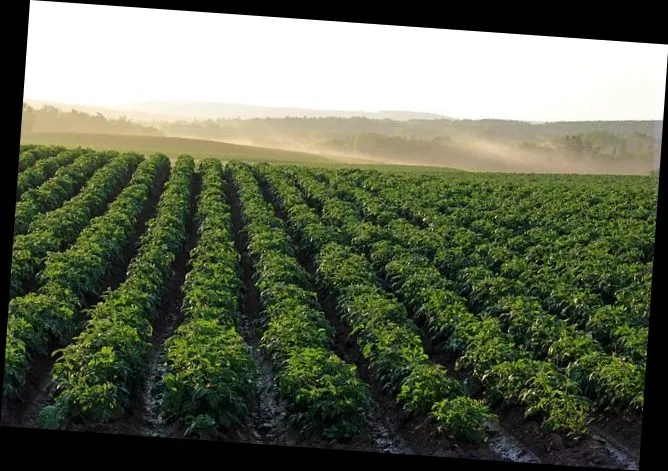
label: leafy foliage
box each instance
[258,163,496,443]
[16,148,82,198]
[5,153,168,398]
[10,152,142,298]
[6,145,653,445]
[161,159,255,434]
[230,163,371,439]
[17,145,67,173]
[45,155,194,424]
[13,149,114,235]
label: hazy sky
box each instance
[24,1,668,121]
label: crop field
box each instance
[3,145,657,469]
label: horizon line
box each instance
[22,97,666,123]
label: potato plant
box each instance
[13,150,113,235]
[5,154,168,398]
[161,159,256,437]
[16,148,81,199]
[229,163,371,440]
[258,165,496,444]
[17,145,67,173]
[10,153,142,298]
[42,155,194,425]
[5,145,654,451]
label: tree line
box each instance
[21,104,163,137]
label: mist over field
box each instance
[21,100,662,175]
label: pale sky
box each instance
[23,1,668,121]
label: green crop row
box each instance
[345,168,654,328]
[40,155,194,426]
[3,154,169,399]
[10,153,143,298]
[347,169,649,368]
[15,148,82,199]
[161,159,256,439]
[17,145,67,173]
[273,167,594,436]
[256,164,496,444]
[289,168,645,413]
[229,163,372,440]
[13,150,115,235]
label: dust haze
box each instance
[212,137,384,165]
[210,134,655,175]
[22,100,660,175]
[420,136,656,174]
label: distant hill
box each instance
[108,101,454,121]
[20,103,164,137]
[19,132,348,165]
[23,99,181,122]
[24,99,456,122]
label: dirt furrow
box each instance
[132,168,201,438]
[223,168,293,446]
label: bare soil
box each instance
[222,168,295,446]
[0,355,55,428]
[591,411,643,464]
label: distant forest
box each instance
[21,104,164,137]
[21,103,661,165]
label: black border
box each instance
[3,2,665,470]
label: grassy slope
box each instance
[20,132,464,173]
[21,132,338,164]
